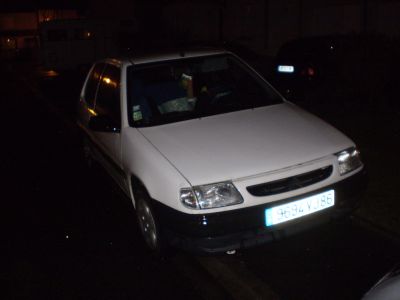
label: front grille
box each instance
[246,165,333,197]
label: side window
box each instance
[95,64,121,125]
[84,63,105,108]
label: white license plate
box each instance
[277,65,295,73]
[265,190,335,227]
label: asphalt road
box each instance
[3,60,400,300]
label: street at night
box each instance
[2,55,400,299]
[2,1,400,299]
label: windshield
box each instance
[127,54,283,127]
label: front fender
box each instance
[122,127,193,213]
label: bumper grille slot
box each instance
[246,165,333,197]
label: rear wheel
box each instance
[82,137,94,168]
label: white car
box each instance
[77,49,366,254]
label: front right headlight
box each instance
[335,147,363,175]
[180,181,243,209]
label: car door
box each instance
[91,63,128,194]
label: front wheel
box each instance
[135,191,166,255]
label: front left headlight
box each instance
[335,147,363,175]
[180,181,243,209]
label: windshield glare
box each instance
[127,54,282,127]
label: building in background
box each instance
[267,0,400,55]
[2,0,400,60]
[156,0,400,56]
[85,0,135,19]
[0,8,78,59]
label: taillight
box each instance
[301,67,315,77]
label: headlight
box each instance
[180,181,243,209]
[335,147,363,175]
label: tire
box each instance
[82,137,94,169]
[135,189,167,256]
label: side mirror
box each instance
[88,115,120,133]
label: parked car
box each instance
[273,35,355,99]
[77,49,367,254]
[273,34,396,103]
[223,41,274,79]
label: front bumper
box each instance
[152,168,367,254]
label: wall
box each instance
[162,2,220,43]
[267,0,301,55]
[375,1,400,37]
[85,0,135,19]
[302,4,361,36]
[223,0,266,52]
[0,12,37,31]
[267,0,400,56]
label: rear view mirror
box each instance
[88,115,120,133]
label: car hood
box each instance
[138,103,353,186]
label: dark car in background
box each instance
[272,34,399,106]
[223,41,274,79]
[273,35,352,98]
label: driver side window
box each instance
[84,63,105,108]
[95,64,121,126]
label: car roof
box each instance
[102,48,229,66]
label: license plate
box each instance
[277,65,295,73]
[265,190,335,227]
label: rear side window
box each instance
[95,64,121,124]
[84,63,105,108]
